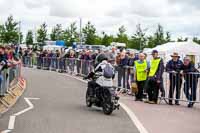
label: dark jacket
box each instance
[0,54,8,71]
[128,57,138,66]
[154,58,164,80]
[182,62,199,80]
[166,59,183,73]
[119,55,128,67]
[80,54,91,60]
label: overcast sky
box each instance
[0,0,200,39]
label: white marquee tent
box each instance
[144,40,200,68]
[43,45,63,52]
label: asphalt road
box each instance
[0,68,139,133]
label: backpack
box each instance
[103,63,114,78]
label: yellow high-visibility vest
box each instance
[149,58,161,77]
[135,60,147,81]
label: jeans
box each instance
[117,66,126,89]
[0,74,4,96]
[69,59,75,73]
[127,69,134,90]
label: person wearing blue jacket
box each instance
[166,52,183,105]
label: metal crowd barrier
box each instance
[22,56,200,104]
[22,56,95,76]
[163,71,200,103]
[0,63,22,96]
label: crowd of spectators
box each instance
[21,47,200,108]
[0,45,20,96]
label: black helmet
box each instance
[95,53,108,65]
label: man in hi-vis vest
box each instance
[134,53,150,101]
[147,50,164,104]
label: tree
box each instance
[116,25,128,44]
[50,24,63,41]
[165,31,171,43]
[146,24,171,48]
[37,23,48,44]
[63,22,78,46]
[82,21,97,45]
[129,24,147,50]
[101,32,114,46]
[153,24,165,46]
[193,37,200,44]
[3,15,20,44]
[146,36,155,48]
[177,37,188,42]
[0,25,5,43]
[26,30,33,45]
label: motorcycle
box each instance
[84,72,120,115]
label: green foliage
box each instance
[63,22,78,46]
[82,21,97,45]
[193,37,200,44]
[50,24,63,41]
[0,15,21,44]
[0,24,5,43]
[37,23,48,44]
[153,24,166,46]
[177,37,188,42]
[129,24,147,50]
[146,24,171,48]
[26,30,33,45]
[165,31,171,42]
[101,32,114,46]
[116,25,128,44]
[3,15,199,49]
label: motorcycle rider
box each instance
[87,54,115,98]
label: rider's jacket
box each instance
[95,60,114,73]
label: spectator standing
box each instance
[68,50,76,74]
[107,47,116,65]
[127,52,138,90]
[117,50,128,91]
[166,52,183,105]
[182,56,199,108]
[0,46,7,96]
[134,53,149,101]
[146,50,164,104]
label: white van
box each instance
[110,42,126,49]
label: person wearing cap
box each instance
[182,56,199,108]
[146,50,164,104]
[166,52,183,105]
[134,53,149,101]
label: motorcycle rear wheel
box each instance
[86,89,93,107]
[103,102,113,115]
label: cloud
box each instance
[168,0,200,9]
[0,0,200,39]
[24,0,47,8]
[0,0,15,14]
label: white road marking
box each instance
[1,129,11,133]
[60,73,149,133]
[8,116,16,130]
[120,102,149,133]
[1,97,40,133]
[14,98,40,116]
